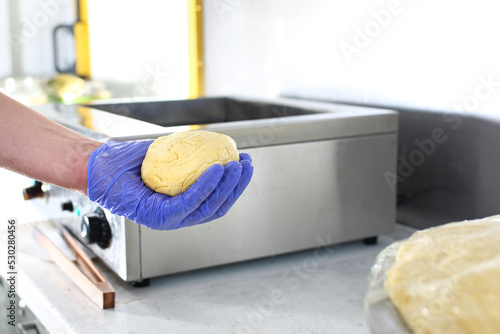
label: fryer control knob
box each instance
[23,181,44,200]
[81,208,111,249]
[61,201,74,212]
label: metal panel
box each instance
[32,186,142,282]
[140,134,396,278]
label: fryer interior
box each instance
[87,97,322,127]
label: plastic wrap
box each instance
[364,240,410,334]
[365,216,500,334]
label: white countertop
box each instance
[2,220,414,334]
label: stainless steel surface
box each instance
[31,96,398,282]
[141,134,396,278]
[37,187,142,282]
[36,97,398,146]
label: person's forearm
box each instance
[0,93,103,195]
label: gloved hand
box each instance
[87,140,253,230]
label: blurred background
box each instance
[1,0,499,110]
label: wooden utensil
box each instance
[33,225,115,309]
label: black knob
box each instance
[23,181,44,200]
[61,201,74,212]
[81,208,111,249]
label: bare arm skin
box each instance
[0,93,102,195]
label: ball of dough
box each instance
[385,215,500,334]
[141,131,239,196]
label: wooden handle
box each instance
[33,226,115,309]
[61,228,106,284]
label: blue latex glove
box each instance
[87,140,253,230]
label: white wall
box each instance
[4,0,499,111]
[204,0,500,114]
[87,0,190,99]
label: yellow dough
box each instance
[385,215,500,334]
[141,131,239,196]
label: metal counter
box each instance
[1,220,414,334]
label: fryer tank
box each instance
[32,96,398,282]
